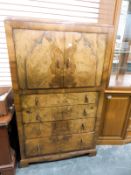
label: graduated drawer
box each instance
[24,118,95,139]
[25,132,95,157]
[21,92,98,109]
[22,104,97,123]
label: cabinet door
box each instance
[64,32,107,87]
[14,29,64,89]
[102,95,130,137]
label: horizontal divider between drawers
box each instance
[24,131,95,141]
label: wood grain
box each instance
[64,32,107,87]
[25,132,94,157]
[21,92,98,109]
[4,18,115,165]
[22,104,97,123]
[102,95,130,137]
[14,30,64,89]
[24,118,95,139]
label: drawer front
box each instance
[22,104,97,123]
[25,132,95,157]
[24,118,95,139]
[21,92,98,109]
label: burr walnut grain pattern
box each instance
[24,118,95,139]
[5,19,114,166]
[64,32,107,87]
[22,104,97,123]
[25,132,94,157]
[14,30,64,89]
[13,29,106,89]
[21,92,98,109]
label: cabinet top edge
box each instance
[4,18,114,32]
[105,89,131,95]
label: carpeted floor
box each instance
[16,144,131,175]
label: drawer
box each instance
[24,118,95,139]
[25,132,94,157]
[22,104,97,123]
[21,92,98,109]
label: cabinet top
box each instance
[0,108,14,126]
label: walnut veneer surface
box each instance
[5,20,113,167]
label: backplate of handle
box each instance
[66,58,70,68]
[56,59,60,68]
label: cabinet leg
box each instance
[88,150,97,157]
[19,160,29,168]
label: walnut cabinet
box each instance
[5,20,113,166]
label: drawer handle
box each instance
[81,123,85,130]
[80,138,83,144]
[36,114,42,122]
[85,95,88,103]
[83,109,87,116]
[56,59,60,68]
[35,97,39,106]
[26,110,31,114]
[66,58,70,68]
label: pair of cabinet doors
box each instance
[13,29,107,89]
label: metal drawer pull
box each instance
[85,95,88,103]
[35,97,39,106]
[66,58,70,68]
[26,110,31,114]
[80,138,83,144]
[83,109,87,116]
[81,123,85,130]
[36,114,41,122]
[56,59,60,68]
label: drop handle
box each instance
[66,58,70,68]
[56,59,60,68]
[83,109,87,116]
[85,95,88,103]
[36,114,42,122]
[81,123,85,130]
[35,97,39,106]
[80,138,83,144]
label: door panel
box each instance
[64,32,107,87]
[14,29,64,89]
[102,95,130,137]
